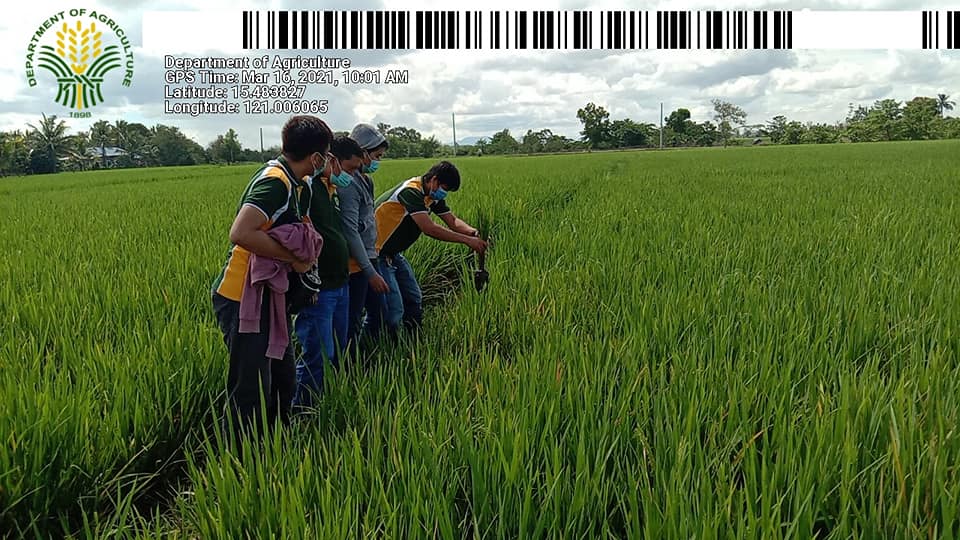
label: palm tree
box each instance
[133,142,159,167]
[112,120,130,149]
[65,132,96,171]
[26,114,70,172]
[937,94,955,117]
[90,120,112,168]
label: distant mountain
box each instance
[451,136,483,146]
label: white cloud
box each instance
[705,75,769,100]
[4,0,960,148]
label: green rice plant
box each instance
[2,141,960,537]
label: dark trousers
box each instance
[347,267,387,351]
[212,290,295,440]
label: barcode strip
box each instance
[549,11,555,50]
[656,11,661,49]
[705,11,710,48]
[950,11,960,49]
[714,11,722,48]
[950,11,954,49]
[774,11,781,49]
[443,10,448,49]
[677,11,682,49]
[739,11,745,49]
[519,11,527,49]
[788,12,793,48]
[234,9,960,51]
[587,11,592,49]
[573,12,580,49]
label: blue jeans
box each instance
[376,253,423,334]
[293,284,349,407]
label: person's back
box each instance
[374,176,449,258]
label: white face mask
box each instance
[312,153,328,178]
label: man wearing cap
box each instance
[339,123,390,350]
[373,160,488,335]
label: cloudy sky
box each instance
[3,0,959,149]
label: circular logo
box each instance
[25,8,135,111]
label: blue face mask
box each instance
[363,160,380,174]
[331,170,353,187]
[431,187,447,201]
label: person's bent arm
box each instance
[339,182,389,292]
[438,212,478,236]
[411,213,486,253]
[230,205,311,271]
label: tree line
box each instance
[563,94,957,153]
[1,94,956,175]
[0,117,456,176]
[0,117,247,175]
[440,94,957,156]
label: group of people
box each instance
[210,115,489,437]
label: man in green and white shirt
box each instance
[372,160,487,335]
[211,115,332,437]
[293,136,363,407]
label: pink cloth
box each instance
[239,223,323,359]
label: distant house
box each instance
[87,146,128,166]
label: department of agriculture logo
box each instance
[25,8,134,113]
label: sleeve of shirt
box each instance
[397,187,429,214]
[338,182,376,278]
[429,199,451,215]
[241,177,289,222]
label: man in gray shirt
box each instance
[341,123,390,353]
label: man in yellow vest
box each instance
[372,161,487,336]
[211,115,333,437]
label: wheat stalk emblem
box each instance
[37,20,121,109]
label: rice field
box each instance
[1,141,959,538]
